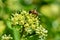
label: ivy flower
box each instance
[11,10,48,40]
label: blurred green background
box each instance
[0,0,60,40]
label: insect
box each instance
[29,9,38,15]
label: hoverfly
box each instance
[29,9,38,15]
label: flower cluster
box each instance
[11,10,48,39]
[1,34,13,40]
[35,25,48,39]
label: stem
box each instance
[13,28,20,40]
